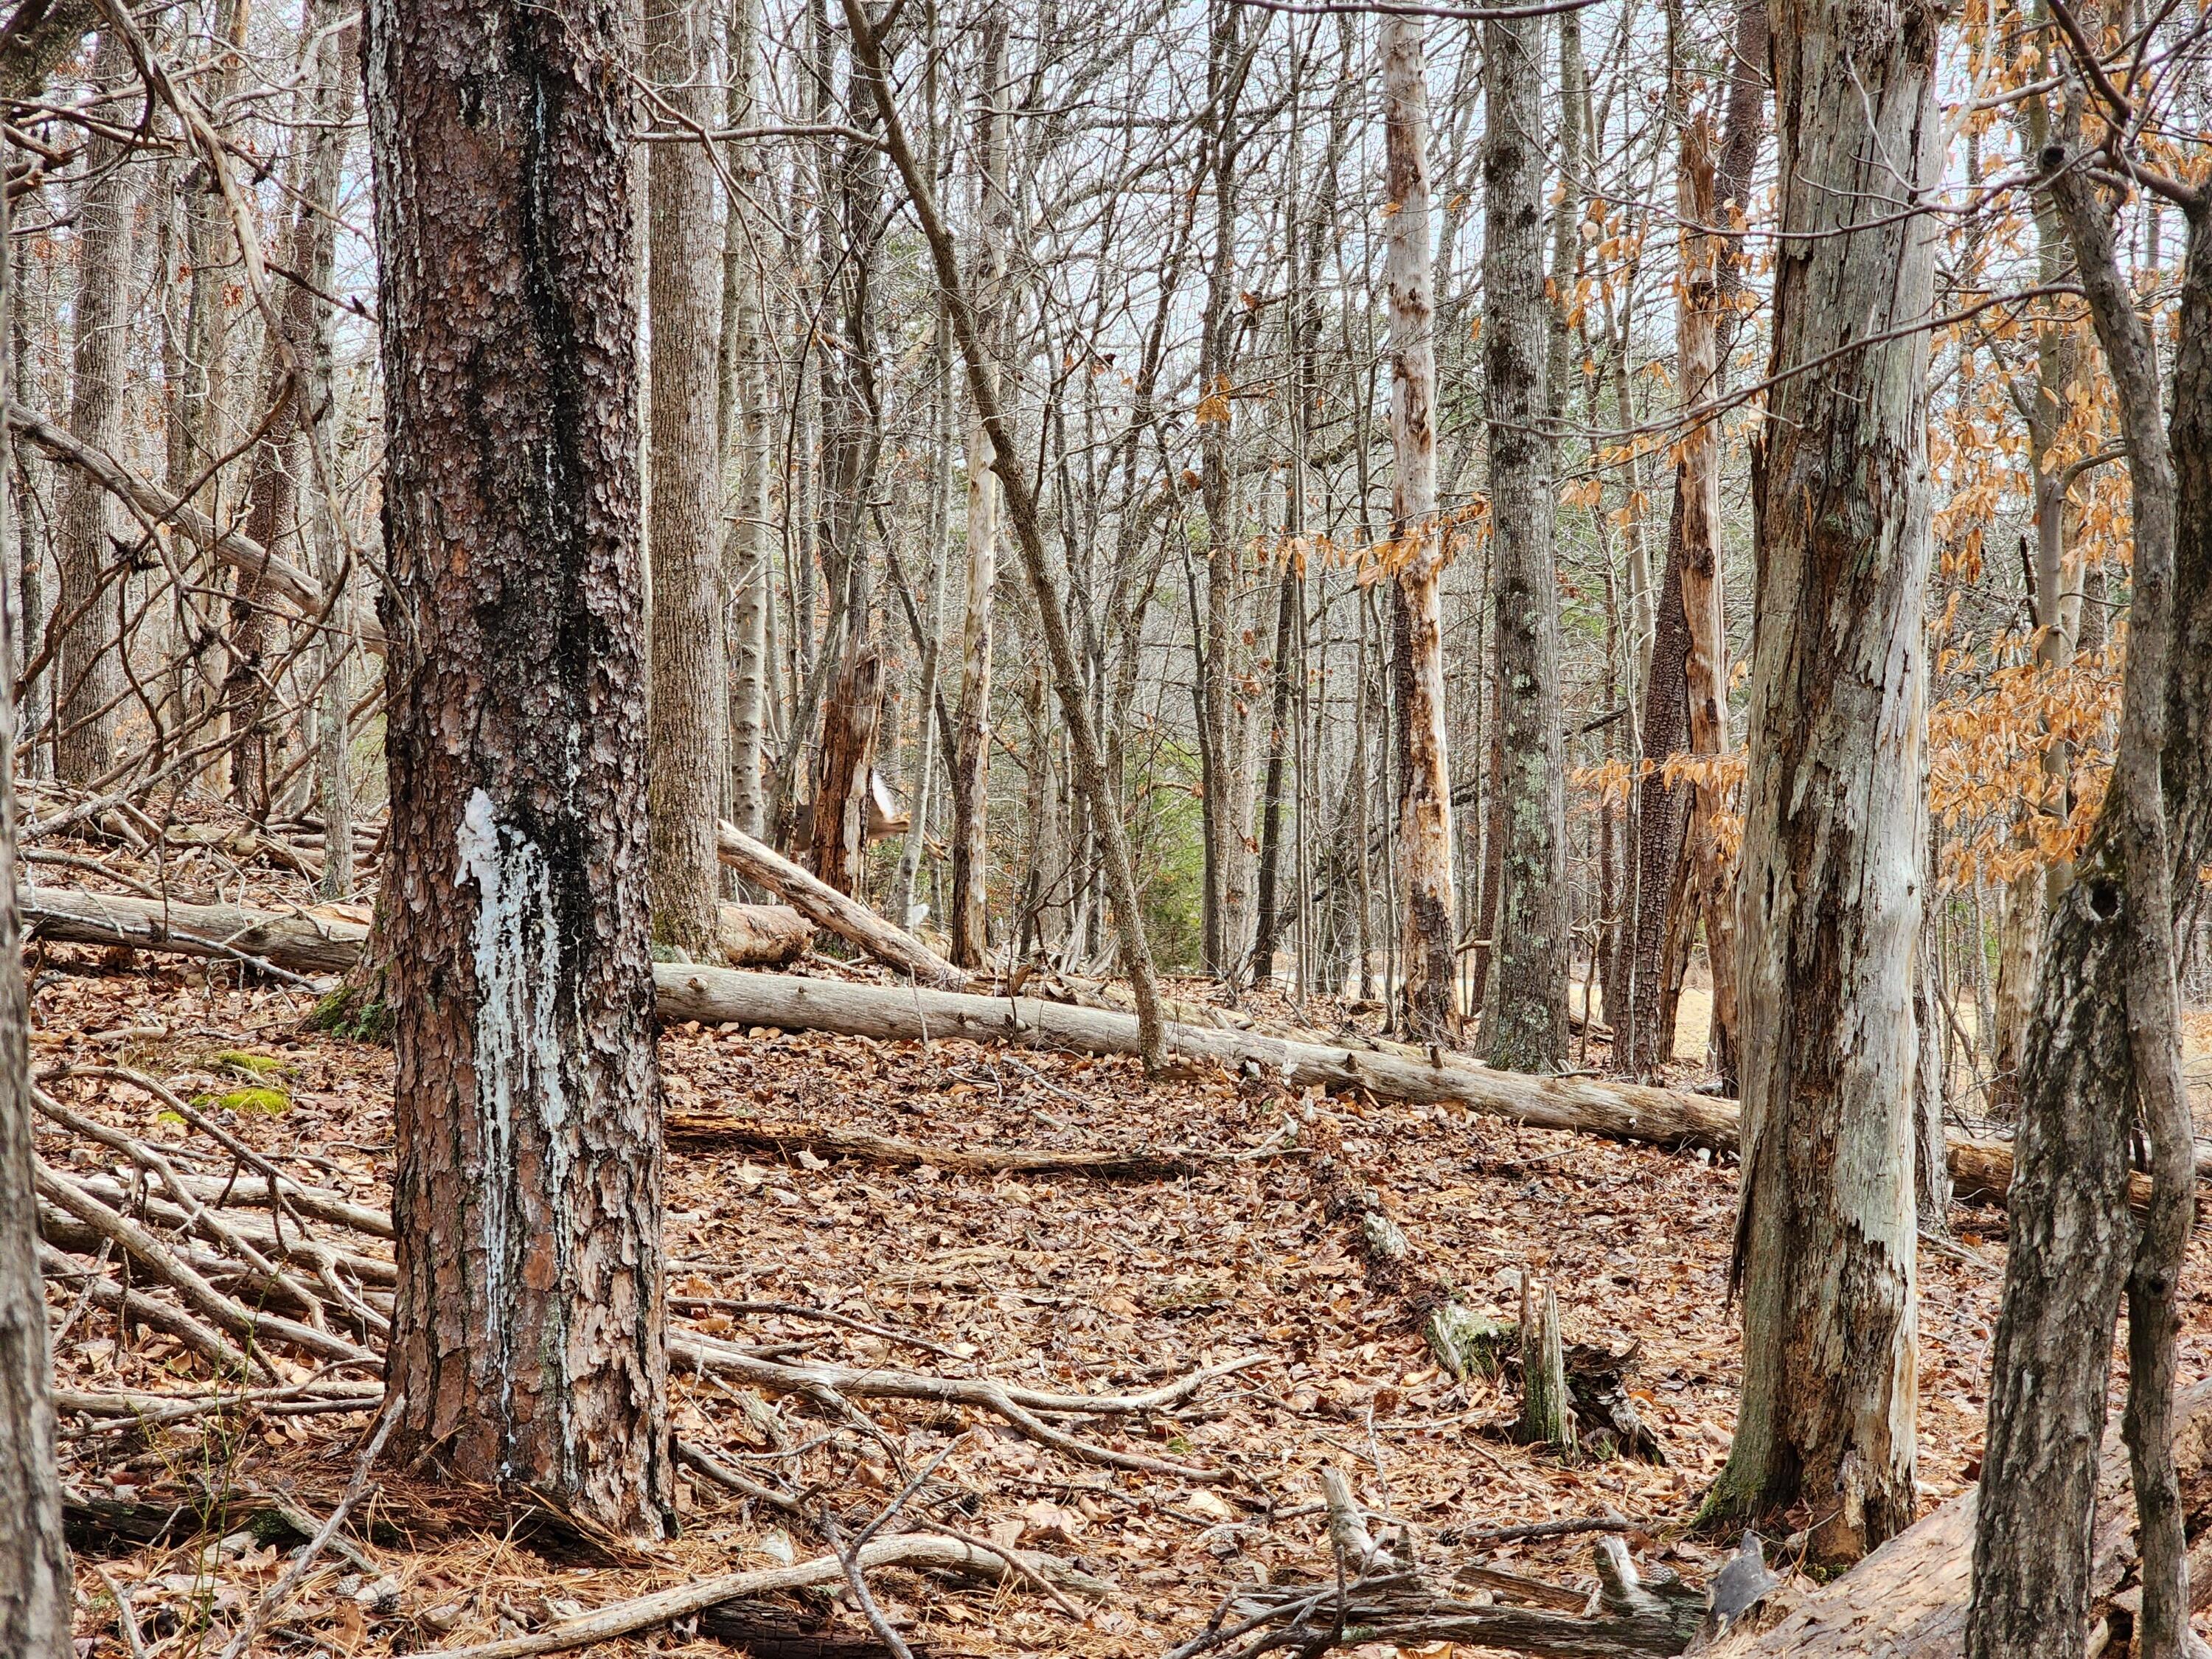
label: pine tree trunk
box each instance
[53,26,135,785]
[1380,15,1455,1045]
[0,155,71,1659]
[367,0,672,1537]
[1480,6,1565,1072]
[1716,0,1940,1562]
[645,0,729,952]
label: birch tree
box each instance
[1382,15,1455,1044]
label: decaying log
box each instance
[716,820,966,988]
[1702,1380,2212,1656]
[29,890,2207,1206]
[22,886,813,970]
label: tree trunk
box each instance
[717,821,964,986]
[53,26,136,785]
[1381,15,1455,1045]
[1480,5,1565,1072]
[720,0,771,843]
[644,0,729,953]
[947,15,1006,969]
[0,149,72,1659]
[366,0,672,1537]
[1967,140,2211,1659]
[1715,0,1941,1563]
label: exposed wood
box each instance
[717,820,965,987]
[21,887,812,972]
[1708,1380,2212,1658]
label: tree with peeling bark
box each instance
[1714,0,1941,1562]
[366,0,672,1534]
[645,0,729,956]
[1380,15,1455,1046]
[1968,38,2212,1657]
[1481,4,1566,1073]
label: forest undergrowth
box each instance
[27,815,2212,1659]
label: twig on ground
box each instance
[215,1388,403,1659]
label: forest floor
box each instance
[25,824,2212,1658]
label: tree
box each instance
[720,0,771,842]
[645,0,730,953]
[52,25,135,784]
[1967,62,2212,1659]
[947,12,1007,967]
[1481,4,1566,1071]
[1714,0,1941,1562]
[366,0,672,1535]
[0,98,71,1652]
[1381,15,1455,1045]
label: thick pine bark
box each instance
[1481,7,1566,1072]
[1967,159,2211,1659]
[1381,15,1455,1045]
[366,0,672,1536]
[1716,0,1940,1562]
[53,27,135,785]
[0,162,71,1659]
[645,0,729,952]
[947,16,1006,969]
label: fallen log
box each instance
[1703,1380,2212,1657]
[22,887,814,971]
[28,889,2200,1206]
[716,819,966,990]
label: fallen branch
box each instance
[21,887,812,973]
[716,821,966,990]
[398,1531,1109,1659]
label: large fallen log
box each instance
[27,888,2200,1206]
[1703,1379,2212,1657]
[715,818,966,989]
[21,888,813,971]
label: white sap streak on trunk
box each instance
[456,787,573,1472]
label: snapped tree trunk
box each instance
[1716,0,1941,1562]
[645,0,730,953]
[366,0,672,1537]
[1481,5,1566,1072]
[1381,15,1456,1046]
